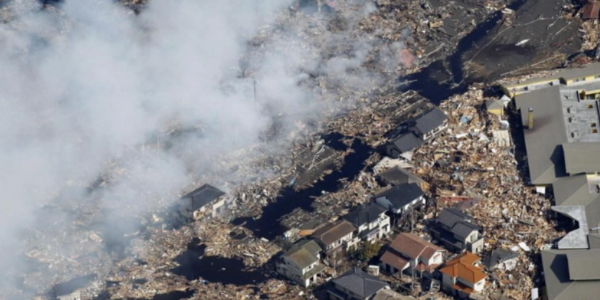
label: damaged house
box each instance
[276,239,325,287]
[343,202,391,244]
[176,184,229,221]
[379,232,445,277]
[385,107,448,158]
[376,166,429,191]
[431,208,483,254]
[312,220,356,255]
[375,183,425,225]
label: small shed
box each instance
[484,99,505,116]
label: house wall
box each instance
[427,251,444,265]
[456,277,475,290]
[381,262,404,275]
[441,273,454,291]
[325,232,354,252]
[423,122,448,141]
[563,74,600,85]
[473,278,485,292]
[501,79,559,97]
[469,237,484,254]
[334,284,363,300]
[487,108,503,116]
[277,257,319,287]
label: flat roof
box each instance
[556,63,600,81]
[563,143,600,174]
[541,250,600,300]
[567,250,600,280]
[515,86,568,185]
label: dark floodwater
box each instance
[231,132,373,240]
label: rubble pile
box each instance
[406,87,563,299]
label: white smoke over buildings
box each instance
[0,0,411,296]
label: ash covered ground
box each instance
[0,0,587,299]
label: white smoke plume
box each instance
[0,0,411,297]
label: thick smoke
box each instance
[0,0,410,296]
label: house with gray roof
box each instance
[343,202,390,244]
[385,107,447,158]
[276,239,325,287]
[327,267,389,300]
[430,208,483,254]
[376,166,427,190]
[177,184,230,221]
[375,183,425,226]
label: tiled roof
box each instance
[312,220,356,246]
[380,251,409,271]
[332,267,388,298]
[389,232,443,260]
[440,252,486,284]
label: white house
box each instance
[276,240,325,287]
[375,183,425,216]
[177,184,230,221]
[343,202,391,245]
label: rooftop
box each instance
[377,166,425,186]
[343,202,387,228]
[331,267,388,299]
[376,183,424,208]
[541,249,600,300]
[188,184,225,211]
[440,252,486,284]
[312,220,356,247]
[388,232,444,260]
[285,240,321,269]
[413,107,447,135]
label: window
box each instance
[588,104,594,109]
[593,129,598,133]
[592,123,597,128]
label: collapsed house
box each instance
[376,166,429,191]
[483,248,519,271]
[276,239,325,287]
[430,208,484,254]
[385,107,448,158]
[504,63,600,300]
